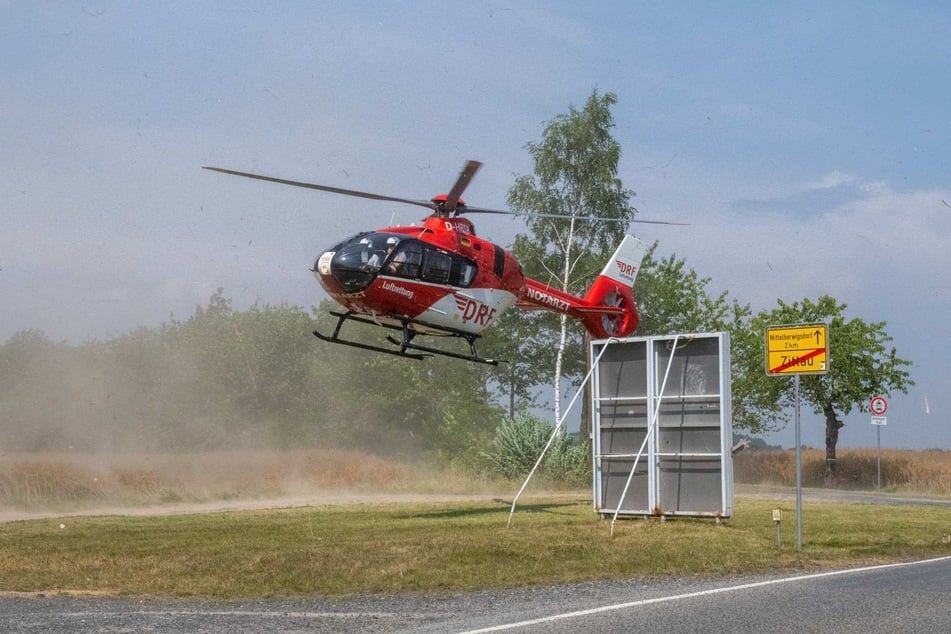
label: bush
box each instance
[484,413,587,484]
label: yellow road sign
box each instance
[765,323,829,375]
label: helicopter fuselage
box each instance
[313,215,523,336]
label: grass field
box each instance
[0,496,949,597]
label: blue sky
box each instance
[2,2,949,449]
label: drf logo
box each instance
[454,295,497,326]
[615,260,637,281]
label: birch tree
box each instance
[505,89,636,422]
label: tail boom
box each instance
[516,235,646,339]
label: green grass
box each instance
[1,496,949,598]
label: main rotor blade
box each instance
[443,160,482,213]
[204,164,687,225]
[461,206,689,225]
[202,167,437,211]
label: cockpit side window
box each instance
[422,250,452,284]
[427,248,476,287]
[387,241,423,278]
[492,244,506,278]
[365,234,401,270]
[450,257,476,287]
[384,240,477,287]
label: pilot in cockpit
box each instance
[367,236,399,270]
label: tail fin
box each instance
[580,235,646,338]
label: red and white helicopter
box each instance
[204,160,674,365]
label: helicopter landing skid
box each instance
[314,310,501,366]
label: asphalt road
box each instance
[2,556,949,633]
[735,483,951,508]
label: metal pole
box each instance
[795,374,803,550]
[610,336,680,536]
[507,338,618,528]
[877,425,882,491]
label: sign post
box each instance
[870,396,888,490]
[765,323,829,550]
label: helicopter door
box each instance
[386,241,476,288]
[386,241,423,278]
[421,250,452,284]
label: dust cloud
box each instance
[0,314,501,517]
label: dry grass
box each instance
[0,449,500,510]
[734,448,951,496]
[4,447,950,513]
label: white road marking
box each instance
[459,555,951,633]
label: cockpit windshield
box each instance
[325,233,477,293]
[326,232,402,293]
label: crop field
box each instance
[733,448,951,496]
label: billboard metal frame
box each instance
[590,333,733,519]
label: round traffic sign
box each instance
[870,396,888,416]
